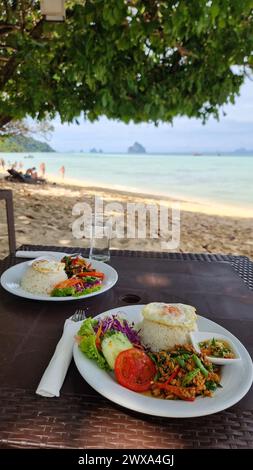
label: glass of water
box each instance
[89,225,111,262]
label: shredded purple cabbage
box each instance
[72,278,102,293]
[94,314,141,346]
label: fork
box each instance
[71,309,87,322]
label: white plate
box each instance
[0,252,118,301]
[73,305,253,418]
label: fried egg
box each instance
[32,259,66,274]
[142,303,197,328]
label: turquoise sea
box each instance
[3,152,253,211]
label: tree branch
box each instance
[0,23,21,35]
[20,0,26,33]
[0,44,18,50]
[0,115,13,128]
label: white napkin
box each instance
[16,250,67,259]
[36,319,83,397]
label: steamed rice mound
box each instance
[140,319,197,352]
[140,303,198,352]
[21,259,67,295]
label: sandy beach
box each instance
[0,169,253,260]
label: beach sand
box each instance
[0,170,252,260]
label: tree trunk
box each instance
[0,115,13,130]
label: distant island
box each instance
[192,149,253,156]
[232,148,253,155]
[89,148,103,154]
[0,135,55,152]
[128,142,146,154]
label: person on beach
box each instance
[0,158,5,169]
[19,161,23,170]
[59,165,65,179]
[25,167,38,179]
[40,162,46,177]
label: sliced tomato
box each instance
[114,348,156,393]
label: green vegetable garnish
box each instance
[182,368,200,386]
[148,353,158,364]
[192,354,209,378]
[79,334,110,370]
[51,287,75,297]
[77,317,110,370]
[101,332,132,369]
[205,380,223,391]
[78,317,98,336]
[173,349,191,356]
[51,285,101,297]
[175,356,186,368]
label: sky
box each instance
[42,78,253,154]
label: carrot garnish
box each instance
[54,278,83,289]
[95,323,103,350]
[78,271,104,279]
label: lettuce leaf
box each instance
[77,317,110,370]
[51,287,75,297]
[78,317,98,336]
[79,334,110,370]
[51,285,101,297]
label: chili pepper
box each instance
[156,366,180,388]
[192,354,209,377]
[161,384,196,401]
[164,365,181,385]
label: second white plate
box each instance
[0,252,118,301]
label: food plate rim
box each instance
[73,304,253,418]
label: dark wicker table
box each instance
[0,245,253,449]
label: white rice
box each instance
[21,264,67,295]
[140,319,197,352]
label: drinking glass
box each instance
[89,225,111,262]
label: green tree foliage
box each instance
[0,0,252,128]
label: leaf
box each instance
[0,0,250,127]
[210,3,220,20]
